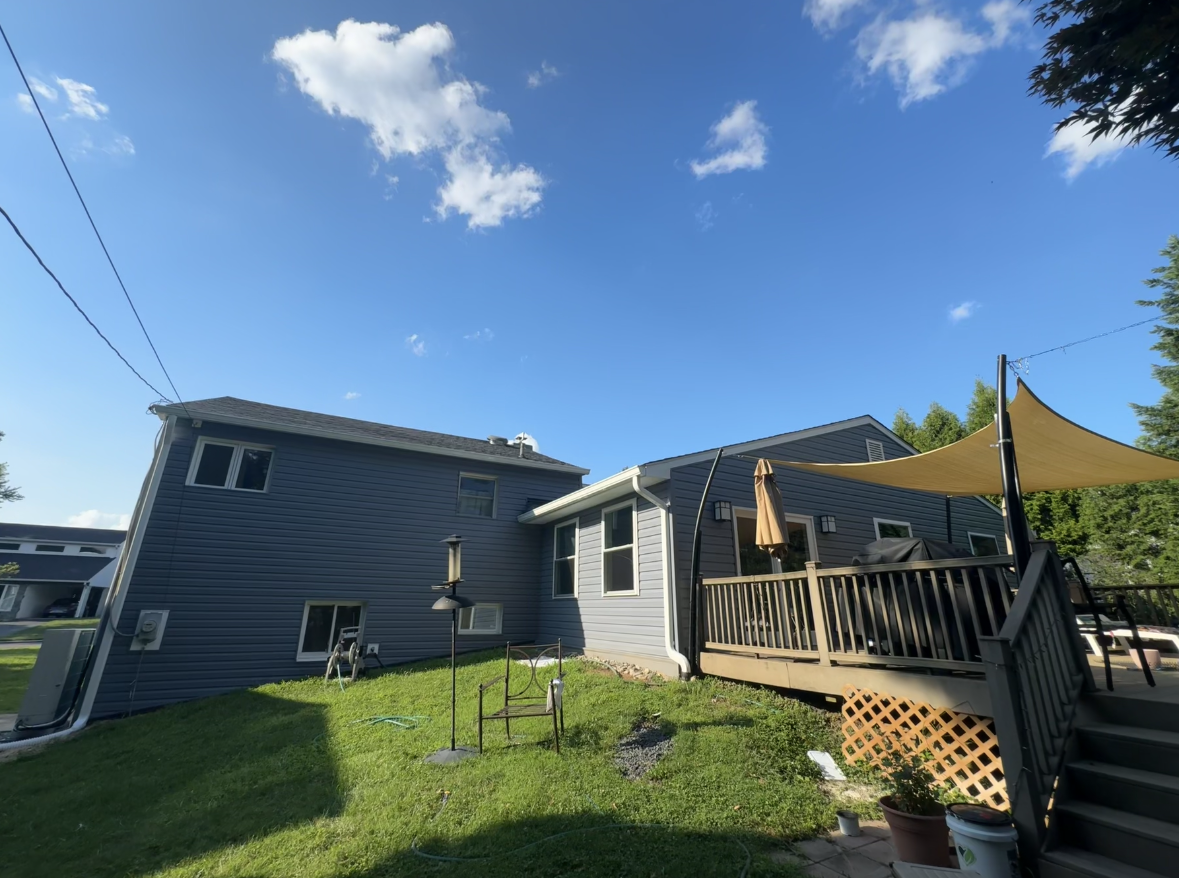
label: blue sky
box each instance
[2,0,1175,528]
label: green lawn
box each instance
[0,648,38,713]
[0,618,98,642]
[0,653,877,878]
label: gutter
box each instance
[0,415,177,753]
[631,474,691,680]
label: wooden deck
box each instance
[699,555,1016,717]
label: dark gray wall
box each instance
[92,419,583,717]
[535,484,670,666]
[668,423,1006,642]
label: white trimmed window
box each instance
[457,474,497,518]
[866,439,886,462]
[0,542,20,551]
[969,532,1002,557]
[602,501,637,595]
[297,601,363,661]
[188,438,274,492]
[35,544,65,553]
[458,603,502,635]
[0,585,17,613]
[874,519,913,539]
[553,520,578,598]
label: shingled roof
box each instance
[151,397,589,475]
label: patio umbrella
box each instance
[754,459,789,559]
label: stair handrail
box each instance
[981,546,1094,865]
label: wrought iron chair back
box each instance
[478,640,565,753]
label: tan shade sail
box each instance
[767,380,1179,496]
[754,459,789,557]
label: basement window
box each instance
[969,533,1002,557]
[297,602,363,661]
[874,519,913,540]
[458,603,502,635]
[188,438,274,492]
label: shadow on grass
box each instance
[0,689,341,878]
[359,813,781,878]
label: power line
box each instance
[1010,315,1164,375]
[2,205,171,401]
[1,21,188,416]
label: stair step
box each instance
[1088,691,1179,734]
[1055,801,1179,875]
[1078,724,1179,776]
[1042,846,1168,878]
[1068,760,1179,821]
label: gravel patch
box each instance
[614,722,673,780]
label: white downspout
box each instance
[0,415,177,753]
[632,475,691,679]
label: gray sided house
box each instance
[83,399,587,719]
[523,418,1006,678]
[80,401,1004,719]
[0,524,125,622]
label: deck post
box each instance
[806,562,831,666]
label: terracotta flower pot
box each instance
[879,796,949,867]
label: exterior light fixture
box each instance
[714,500,733,522]
[426,535,478,764]
[818,515,837,534]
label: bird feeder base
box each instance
[424,746,479,765]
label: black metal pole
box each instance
[997,356,1033,578]
[450,609,457,751]
[688,447,725,676]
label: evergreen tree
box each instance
[891,403,965,452]
[1132,236,1179,457]
[0,431,20,580]
[964,379,999,434]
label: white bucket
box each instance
[945,804,1019,878]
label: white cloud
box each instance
[435,146,545,228]
[949,301,978,323]
[107,134,135,155]
[16,93,34,113]
[56,78,109,120]
[66,510,131,529]
[695,201,716,231]
[406,333,427,356]
[344,391,361,400]
[1045,117,1133,179]
[526,61,560,89]
[272,20,543,228]
[805,0,873,31]
[464,328,494,341]
[29,77,58,102]
[690,101,769,178]
[856,1,1027,107]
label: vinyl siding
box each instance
[536,484,669,665]
[91,419,582,717]
[669,423,1006,640]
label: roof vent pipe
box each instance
[488,436,508,446]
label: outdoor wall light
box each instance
[818,515,837,534]
[714,500,732,522]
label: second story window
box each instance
[79,547,108,554]
[458,475,497,518]
[35,544,66,552]
[188,438,274,492]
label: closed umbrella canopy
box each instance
[762,380,1179,495]
[754,459,790,558]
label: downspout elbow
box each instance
[631,475,691,680]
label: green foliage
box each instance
[0,563,17,580]
[0,618,98,642]
[877,747,944,817]
[0,431,21,507]
[743,696,842,783]
[1024,489,1091,558]
[892,404,965,453]
[0,647,38,713]
[1133,236,1179,457]
[964,379,999,434]
[1029,0,1179,160]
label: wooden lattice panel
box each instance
[841,686,1007,809]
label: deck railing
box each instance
[701,555,1016,672]
[1091,584,1179,628]
[981,548,1094,864]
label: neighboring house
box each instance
[523,417,1005,677]
[79,399,1004,719]
[0,524,125,622]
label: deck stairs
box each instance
[1039,691,1179,878]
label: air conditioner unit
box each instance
[16,628,95,731]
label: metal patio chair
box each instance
[477,641,565,753]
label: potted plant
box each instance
[877,748,950,866]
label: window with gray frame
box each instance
[458,475,496,517]
[603,504,636,593]
[875,520,913,539]
[459,603,502,634]
[553,521,578,597]
[969,532,1002,557]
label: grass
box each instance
[0,648,38,713]
[0,618,99,642]
[0,652,879,878]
